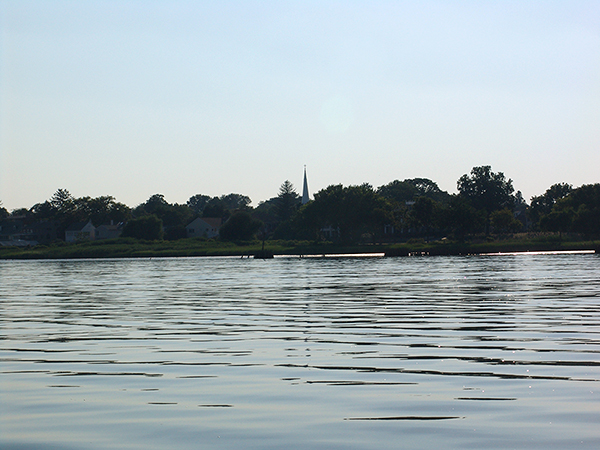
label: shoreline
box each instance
[1,237,598,260]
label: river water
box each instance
[1,254,599,450]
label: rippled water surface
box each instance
[1,254,599,449]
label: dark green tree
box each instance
[44,189,87,235]
[275,180,300,223]
[202,197,226,219]
[50,188,75,213]
[0,204,8,220]
[133,194,193,240]
[377,180,419,204]
[107,201,132,224]
[253,198,277,228]
[405,178,451,204]
[457,166,515,233]
[200,193,252,221]
[10,208,31,217]
[378,178,450,205]
[75,196,131,226]
[548,183,600,237]
[572,204,600,236]
[187,194,211,215]
[122,215,163,240]
[297,184,393,244]
[529,183,572,225]
[160,204,195,239]
[219,193,251,211]
[441,195,485,241]
[141,194,169,214]
[219,211,262,241]
[539,208,573,238]
[408,196,440,242]
[30,201,57,220]
[490,209,523,234]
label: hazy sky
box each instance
[1,1,599,211]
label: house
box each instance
[186,217,222,239]
[29,220,61,244]
[0,218,25,242]
[95,222,123,240]
[1,217,63,246]
[65,220,96,243]
[320,224,339,240]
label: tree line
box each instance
[1,165,599,244]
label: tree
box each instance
[571,204,596,236]
[549,183,600,237]
[202,197,226,219]
[253,198,278,228]
[378,178,450,205]
[404,178,451,204]
[107,201,132,224]
[160,204,195,239]
[132,194,194,239]
[408,196,440,242]
[490,209,523,234]
[50,188,75,212]
[297,184,393,244]
[275,180,300,223]
[514,190,527,211]
[219,211,262,241]
[219,193,251,211]
[30,201,56,220]
[533,183,600,237]
[142,194,169,214]
[441,195,485,241]
[44,189,85,234]
[75,196,131,226]
[539,208,573,238]
[200,193,252,220]
[122,215,163,240]
[529,183,572,225]
[187,194,211,215]
[10,208,31,217]
[378,180,419,204]
[457,166,515,233]
[0,201,9,220]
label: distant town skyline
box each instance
[2,1,599,211]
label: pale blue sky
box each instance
[1,0,599,211]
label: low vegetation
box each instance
[1,234,597,260]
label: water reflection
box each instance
[1,255,599,450]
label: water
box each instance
[1,254,599,450]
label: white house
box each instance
[186,217,222,239]
[65,220,96,243]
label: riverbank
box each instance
[1,234,598,259]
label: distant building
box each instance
[28,220,61,244]
[302,166,310,205]
[0,218,26,242]
[65,220,95,243]
[320,224,339,240]
[0,217,41,245]
[186,217,222,239]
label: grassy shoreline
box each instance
[1,234,598,260]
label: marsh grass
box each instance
[0,234,597,259]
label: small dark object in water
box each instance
[254,250,274,259]
[345,416,463,421]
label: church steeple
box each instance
[302,165,310,205]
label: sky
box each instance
[1,0,599,211]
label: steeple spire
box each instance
[302,165,310,205]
